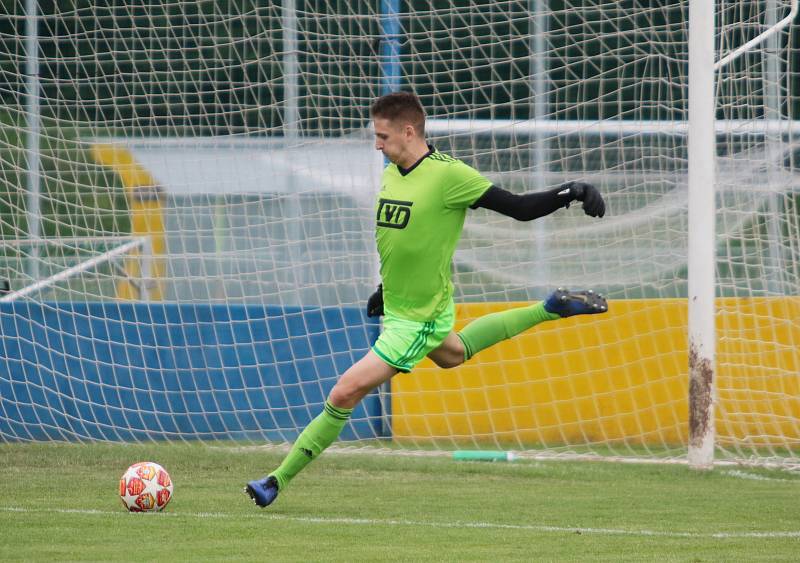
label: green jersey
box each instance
[375,149,492,321]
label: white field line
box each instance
[2,506,799,539]
[721,469,799,483]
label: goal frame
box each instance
[6,0,799,467]
[0,236,153,303]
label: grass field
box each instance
[2,443,799,561]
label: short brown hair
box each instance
[370,91,426,136]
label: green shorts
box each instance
[372,299,455,373]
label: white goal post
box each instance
[0,237,153,303]
[1,1,799,469]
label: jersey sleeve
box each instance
[442,160,493,209]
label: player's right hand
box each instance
[563,181,606,218]
[367,284,384,317]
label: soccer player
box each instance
[246,91,607,507]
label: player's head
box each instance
[370,91,427,165]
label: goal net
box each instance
[1,1,799,467]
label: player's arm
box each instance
[470,181,605,220]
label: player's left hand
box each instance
[564,181,605,218]
[367,284,384,317]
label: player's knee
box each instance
[329,379,367,409]
[328,384,355,408]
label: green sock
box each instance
[457,301,560,361]
[270,400,353,490]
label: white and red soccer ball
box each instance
[119,462,173,512]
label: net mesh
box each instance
[1,1,799,466]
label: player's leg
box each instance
[246,301,453,508]
[427,331,467,368]
[447,288,608,364]
[269,351,396,485]
[245,351,396,507]
[328,350,399,409]
[451,301,560,364]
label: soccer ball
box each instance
[119,461,174,512]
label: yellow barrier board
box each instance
[91,144,165,300]
[391,298,800,446]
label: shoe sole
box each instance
[551,288,608,315]
[244,484,267,507]
[244,481,279,508]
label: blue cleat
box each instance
[544,287,608,318]
[244,475,279,507]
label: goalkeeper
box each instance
[246,91,608,507]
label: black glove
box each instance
[367,284,384,317]
[563,181,605,218]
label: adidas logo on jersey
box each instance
[428,152,456,163]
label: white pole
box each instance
[0,237,148,303]
[282,0,299,139]
[687,0,716,469]
[282,0,302,305]
[139,236,152,302]
[25,0,41,281]
[424,118,800,136]
[763,0,785,295]
[713,0,798,71]
[531,0,549,291]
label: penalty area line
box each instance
[2,506,800,539]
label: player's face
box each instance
[373,117,414,165]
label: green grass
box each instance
[2,443,799,561]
